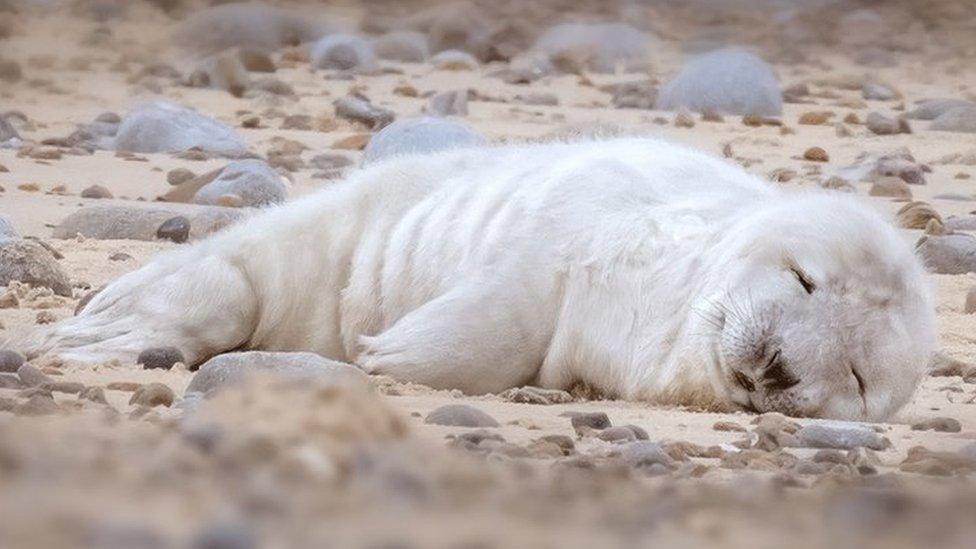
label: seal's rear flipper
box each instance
[30,247,257,367]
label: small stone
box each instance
[43,381,85,394]
[80,184,113,199]
[332,134,371,150]
[674,111,695,128]
[78,386,108,404]
[931,107,976,134]
[803,147,829,162]
[905,99,975,121]
[17,363,53,387]
[868,177,912,200]
[866,112,910,135]
[900,446,976,476]
[167,168,195,186]
[910,417,962,433]
[896,201,941,230]
[129,382,176,408]
[799,111,833,125]
[137,347,185,370]
[311,34,377,72]
[430,50,478,71]
[619,441,677,470]
[499,386,573,405]
[426,90,468,117]
[373,31,429,63]
[964,288,976,314]
[713,421,747,432]
[238,49,275,72]
[598,426,638,443]
[191,521,257,549]
[568,412,612,432]
[916,234,976,274]
[156,216,190,243]
[0,350,25,373]
[0,239,73,296]
[333,97,395,130]
[14,395,61,416]
[657,48,782,116]
[193,159,285,208]
[795,422,890,451]
[186,351,367,395]
[35,310,56,324]
[425,404,499,428]
[862,82,900,101]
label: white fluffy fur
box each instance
[34,138,936,420]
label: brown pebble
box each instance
[80,184,113,199]
[798,111,833,125]
[129,383,175,408]
[910,417,962,433]
[106,381,142,392]
[713,421,747,433]
[803,147,829,162]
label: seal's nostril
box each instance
[763,353,800,391]
[732,370,755,392]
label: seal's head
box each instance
[697,194,935,421]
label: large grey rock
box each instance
[535,22,652,74]
[52,205,248,242]
[0,214,18,239]
[362,117,485,166]
[916,234,976,275]
[185,351,367,396]
[906,99,975,121]
[657,48,782,117]
[373,30,429,63]
[114,101,248,157]
[193,159,286,208]
[931,107,976,134]
[311,34,377,72]
[795,422,889,451]
[174,3,331,55]
[0,239,72,296]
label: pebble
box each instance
[238,48,276,72]
[713,421,747,432]
[426,90,468,117]
[80,184,113,199]
[78,386,108,404]
[896,201,941,229]
[360,116,484,167]
[900,446,976,476]
[535,22,651,74]
[373,31,429,63]
[0,239,73,296]
[424,404,500,428]
[915,234,976,274]
[311,34,377,72]
[0,115,19,143]
[174,3,329,55]
[965,288,976,314]
[185,351,367,396]
[905,98,975,121]
[567,412,611,432]
[868,177,912,200]
[430,50,479,71]
[0,349,25,373]
[657,48,782,116]
[191,521,258,549]
[866,112,911,135]
[803,147,829,162]
[795,422,890,451]
[931,107,976,134]
[598,426,638,443]
[910,417,962,433]
[193,159,286,208]
[862,82,900,101]
[0,214,18,239]
[129,382,176,408]
[114,101,248,157]
[156,216,191,243]
[0,373,22,389]
[619,441,677,470]
[51,204,243,243]
[14,394,61,416]
[798,111,833,125]
[137,347,185,370]
[498,386,573,405]
[43,380,85,394]
[333,96,395,130]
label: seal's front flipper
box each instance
[30,248,257,367]
[356,281,550,395]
